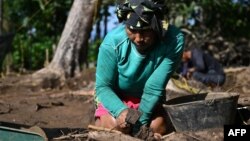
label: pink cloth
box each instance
[95,96,140,118]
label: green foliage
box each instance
[11,34,55,70]
[167,0,250,40]
[200,0,250,39]
[3,0,72,71]
[88,39,103,63]
[2,0,250,72]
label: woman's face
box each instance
[126,26,156,54]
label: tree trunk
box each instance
[31,0,97,88]
[0,0,3,34]
[103,5,109,36]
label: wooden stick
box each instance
[88,124,122,134]
[161,131,175,139]
[53,133,88,140]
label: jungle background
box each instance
[0,0,250,141]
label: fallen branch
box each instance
[53,133,88,140]
[69,89,95,96]
[224,67,247,73]
[161,132,175,139]
[88,124,122,134]
[48,90,94,98]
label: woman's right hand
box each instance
[116,109,129,128]
[116,109,131,134]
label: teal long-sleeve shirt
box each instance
[95,24,184,125]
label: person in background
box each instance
[94,0,184,140]
[180,47,225,87]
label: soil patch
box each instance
[0,67,249,140]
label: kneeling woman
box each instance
[94,0,184,140]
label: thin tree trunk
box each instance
[103,5,109,36]
[0,0,3,34]
[32,0,97,88]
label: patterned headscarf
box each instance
[116,0,168,37]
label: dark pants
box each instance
[192,70,225,86]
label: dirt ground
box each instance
[0,69,97,140]
[0,67,249,141]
